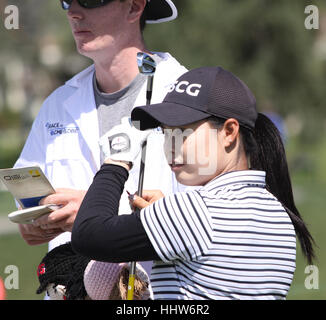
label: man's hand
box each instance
[18,223,62,246]
[32,188,87,233]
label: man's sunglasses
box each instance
[60,0,114,10]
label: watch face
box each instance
[109,133,130,154]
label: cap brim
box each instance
[131,102,211,130]
[146,0,178,24]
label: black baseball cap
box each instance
[131,66,258,130]
[146,0,178,24]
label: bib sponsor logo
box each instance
[45,122,79,136]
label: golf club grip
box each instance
[146,76,154,105]
[127,262,136,300]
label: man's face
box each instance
[66,0,131,58]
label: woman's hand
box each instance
[99,117,151,167]
[129,189,165,210]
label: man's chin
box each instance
[76,44,95,56]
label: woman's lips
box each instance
[170,163,184,172]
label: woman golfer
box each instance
[72,67,314,300]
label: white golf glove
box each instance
[99,117,151,164]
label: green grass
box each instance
[0,233,47,300]
[0,191,47,300]
[285,135,326,299]
[0,191,16,217]
[286,177,326,299]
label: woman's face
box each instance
[163,120,223,186]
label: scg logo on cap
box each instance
[168,80,202,97]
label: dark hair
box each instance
[140,5,146,31]
[209,114,315,264]
[241,113,315,264]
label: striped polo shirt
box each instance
[140,170,296,300]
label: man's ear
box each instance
[127,0,146,24]
[222,118,240,148]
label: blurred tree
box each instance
[145,0,326,128]
[0,0,325,168]
[1,0,325,119]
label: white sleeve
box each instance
[140,191,213,263]
[14,113,46,172]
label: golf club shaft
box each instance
[127,55,155,300]
[146,76,154,105]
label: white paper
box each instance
[0,166,55,208]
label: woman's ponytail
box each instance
[242,113,315,264]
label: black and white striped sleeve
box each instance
[140,191,213,263]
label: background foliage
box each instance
[0,0,325,299]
